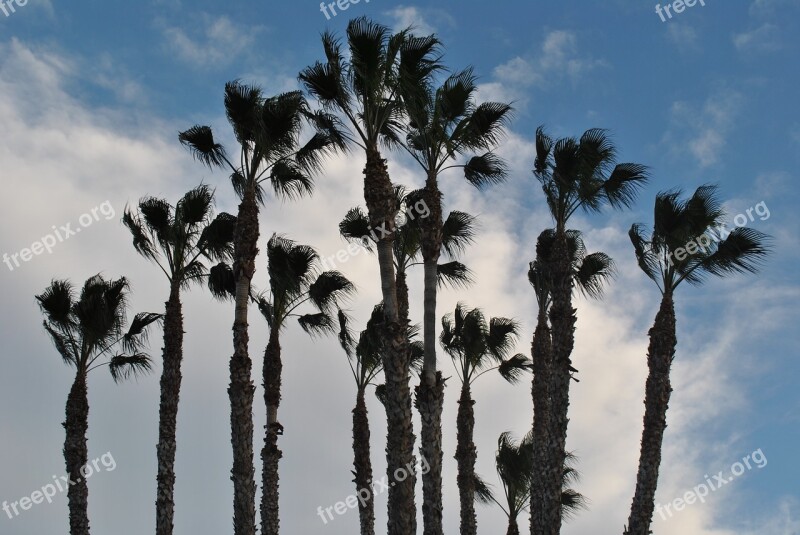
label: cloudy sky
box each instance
[1,0,799,534]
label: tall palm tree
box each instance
[339,187,476,324]
[440,304,530,535]
[36,275,160,535]
[475,432,586,535]
[253,234,354,534]
[179,83,342,535]
[122,185,235,535]
[527,229,613,535]
[400,69,512,535]
[624,185,769,535]
[530,127,648,535]
[300,19,442,533]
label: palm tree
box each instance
[624,185,769,535]
[527,229,613,535]
[179,83,343,535]
[475,432,586,535]
[530,127,648,535]
[338,187,476,324]
[36,275,160,535]
[122,185,235,535]
[440,303,530,535]
[400,69,512,535]
[300,19,441,533]
[336,304,426,535]
[253,234,355,533]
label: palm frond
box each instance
[109,353,153,383]
[179,125,227,169]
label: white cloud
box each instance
[665,90,743,168]
[733,23,781,52]
[668,23,700,50]
[477,30,604,106]
[162,14,263,68]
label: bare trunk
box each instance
[455,384,477,535]
[261,327,282,535]
[507,517,521,535]
[417,174,445,535]
[63,372,90,535]
[529,307,552,534]
[230,187,258,535]
[624,292,676,535]
[532,228,574,535]
[353,389,376,535]
[363,145,416,535]
[156,281,183,535]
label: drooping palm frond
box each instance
[436,261,474,289]
[109,353,153,383]
[207,262,235,300]
[297,313,336,337]
[308,271,356,313]
[441,211,477,257]
[178,125,228,169]
[498,353,532,384]
[123,312,163,353]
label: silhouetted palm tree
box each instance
[624,185,769,535]
[254,234,354,531]
[440,304,530,535]
[527,229,613,535]
[531,126,648,535]
[300,18,442,532]
[179,83,343,535]
[123,184,235,535]
[475,432,586,535]
[399,69,512,534]
[36,275,160,535]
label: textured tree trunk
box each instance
[156,281,183,535]
[507,517,521,535]
[63,372,90,535]
[455,384,477,535]
[624,292,676,535]
[230,187,258,535]
[532,228,575,535]
[529,307,552,534]
[363,145,416,535]
[353,389,376,535]
[261,327,282,535]
[417,175,444,535]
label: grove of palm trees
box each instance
[2,3,796,535]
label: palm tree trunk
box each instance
[507,517,521,535]
[63,372,90,535]
[353,388,375,535]
[624,292,676,535]
[364,145,416,535]
[533,229,575,535]
[455,383,477,535]
[417,176,445,535]
[156,281,183,535]
[230,187,258,535]
[529,307,552,534]
[261,327,282,535]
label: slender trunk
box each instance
[261,327,282,535]
[532,228,575,535]
[363,145,416,535]
[63,372,90,535]
[230,187,258,535]
[507,517,521,535]
[396,269,410,326]
[353,388,376,535]
[156,281,184,535]
[417,174,445,535]
[455,383,477,535]
[529,307,552,534]
[624,292,676,535]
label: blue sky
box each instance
[1,1,798,534]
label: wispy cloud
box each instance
[665,90,743,167]
[162,14,264,68]
[384,5,455,35]
[733,23,781,52]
